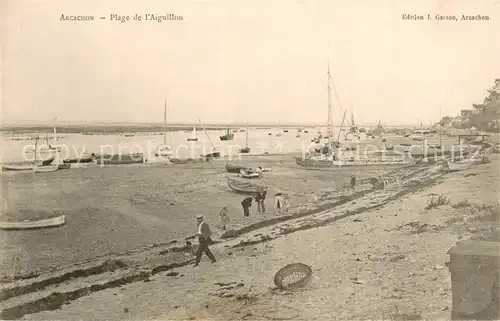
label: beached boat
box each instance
[0,215,66,230]
[238,169,262,179]
[124,133,135,137]
[57,163,71,170]
[187,126,198,141]
[446,160,472,171]
[169,158,206,164]
[226,176,264,194]
[33,165,59,173]
[225,163,248,173]
[220,129,234,141]
[98,153,144,165]
[2,164,35,171]
[63,155,94,163]
[295,156,414,170]
[239,122,251,153]
[155,101,173,157]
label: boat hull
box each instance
[63,157,93,164]
[0,215,65,230]
[2,165,33,171]
[33,165,59,173]
[169,158,206,164]
[294,157,414,170]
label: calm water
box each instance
[0,128,459,163]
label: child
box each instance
[220,207,230,230]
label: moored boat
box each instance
[220,129,234,141]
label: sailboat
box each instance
[239,122,251,153]
[2,135,56,171]
[220,128,234,141]
[294,64,413,169]
[155,101,173,157]
[187,126,198,141]
[25,119,61,153]
[197,117,221,159]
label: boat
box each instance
[225,163,249,173]
[283,129,288,133]
[446,160,473,171]
[2,164,35,171]
[202,151,221,160]
[169,158,206,164]
[25,120,61,153]
[197,116,221,159]
[220,129,234,141]
[295,156,414,170]
[239,122,251,153]
[303,130,309,133]
[124,133,135,137]
[63,155,94,163]
[187,126,198,141]
[238,168,262,179]
[98,153,144,165]
[226,176,264,194]
[33,165,59,173]
[155,101,173,157]
[2,137,55,171]
[0,215,66,230]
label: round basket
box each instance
[273,263,312,290]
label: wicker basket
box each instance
[274,263,312,289]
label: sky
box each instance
[1,0,499,126]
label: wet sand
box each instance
[0,155,397,279]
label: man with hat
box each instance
[194,214,216,266]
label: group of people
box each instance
[193,188,291,266]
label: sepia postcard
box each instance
[0,0,499,320]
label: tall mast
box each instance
[163,100,167,145]
[245,120,249,147]
[327,62,333,139]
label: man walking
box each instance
[194,215,216,266]
[241,196,253,217]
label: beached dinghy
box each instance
[226,176,264,194]
[169,158,206,164]
[33,165,59,173]
[225,163,249,173]
[446,160,473,171]
[0,215,65,230]
[239,169,262,179]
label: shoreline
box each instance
[0,160,458,319]
[3,157,495,320]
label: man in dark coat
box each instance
[255,187,267,213]
[194,215,216,266]
[241,197,253,217]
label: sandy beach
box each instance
[0,150,497,320]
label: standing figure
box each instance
[241,197,253,217]
[350,175,356,190]
[194,215,216,266]
[255,187,267,213]
[220,207,230,230]
[274,193,284,211]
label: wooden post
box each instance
[447,240,500,320]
